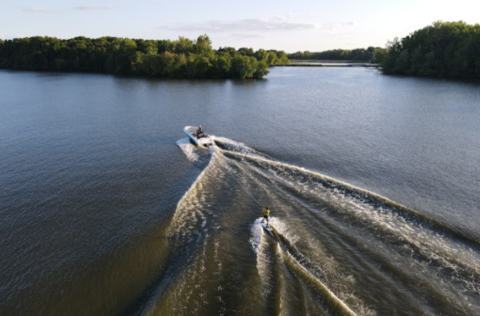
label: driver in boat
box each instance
[196,125,205,139]
[261,206,270,227]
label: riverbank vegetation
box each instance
[0,35,289,79]
[382,21,480,79]
[288,47,386,63]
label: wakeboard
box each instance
[261,221,273,232]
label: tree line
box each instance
[288,47,387,63]
[0,35,289,79]
[381,21,480,79]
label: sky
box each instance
[1,0,479,52]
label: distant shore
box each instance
[277,63,380,68]
[289,59,369,63]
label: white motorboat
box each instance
[184,126,214,148]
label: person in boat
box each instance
[261,206,270,227]
[196,125,205,139]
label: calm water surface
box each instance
[1,68,479,315]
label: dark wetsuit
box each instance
[197,127,204,139]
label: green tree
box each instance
[194,56,211,78]
[254,49,268,62]
[230,55,259,79]
[212,56,230,78]
[0,34,277,79]
[217,47,236,58]
[253,61,269,79]
[140,54,163,75]
[169,53,188,78]
[230,55,250,79]
[193,34,213,56]
[174,36,193,54]
[238,47,254,57]
[266,51,277,65]
[381,21,480,79]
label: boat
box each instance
[183,126,214,148]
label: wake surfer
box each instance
[261,206,270,227]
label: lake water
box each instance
[288,62,368,66]
[1,68,479,315]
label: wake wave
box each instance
[218,137,480,315]
[165,135,480,315]
[176,137,213,167]
[213,137,268,159]
[251,217,358,315]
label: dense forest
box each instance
[0,35,289,79]
[382,21,480,79]
[288,47,387,63]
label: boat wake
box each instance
[147,135,480,315]
[176,137,214,167]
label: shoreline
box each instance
[276,63,380,68]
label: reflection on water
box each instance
[0,68,479,315]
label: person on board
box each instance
[261,206,270,227]
[196,125,204,139]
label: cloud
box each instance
[230,33,266,39]
[21,7,51,12]
[74,5,117,11]
[321,21,357,34]
[162,16,318,33]
[160,16,357,38]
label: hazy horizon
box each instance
[1,0,479,53]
